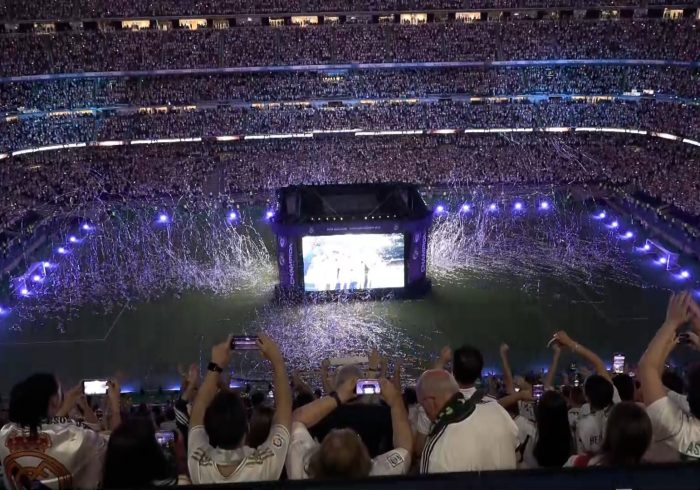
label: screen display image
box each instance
[302,233,405,292]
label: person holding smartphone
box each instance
[187,333,292,484]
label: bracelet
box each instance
[207,361,223,373]
[329,391,342,407]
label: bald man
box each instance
[416,370,518,473]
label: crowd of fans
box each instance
[4,292,700,487]
[1,20,699,77]
[2,65,700,113]
[0,0,682,20]
[3,99,700,153]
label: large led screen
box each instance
[302,233,405,292]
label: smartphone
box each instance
[356,379,381,395]
[613,353,625,374]
[230,335,259,350]
[155,430,175,447]
[83,379,108,396]
[573,372,582,387]
[532,384,544,400]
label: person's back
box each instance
[422,401,517,472]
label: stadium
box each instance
[1,2,700,488]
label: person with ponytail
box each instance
[0,373,121,489]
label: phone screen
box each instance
[83,380,108,396]
[613,354,625,374]
[155,431,175,447]
[355,379,381,395]
[533,384,544,400]
[230,335,259,350]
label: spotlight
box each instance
[597,211,607,219]
[610,221,619,228]
[435,205,445,214]
[659,257,668,264]
[540,201,550,210]
[265,210,275,219]
[42,261,51,268]
[489,203,497,211]
[82,223,93,231]
[20,288,29,297]
[57,247,67,254]
[158,214,169,223]
[681,270,690,279]
[0,306,6,315]
[642,244,651,251]
[228,211,237,220]
[68,236,77,243]
[32,274,42,282]
[513,202,523,211]
[461,204,471,213]
[623,231,634,239]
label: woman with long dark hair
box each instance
[513,390,573,468]
[566,402,652,467]
[0,373,120,489]
[103,417,177,487]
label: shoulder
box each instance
[371,448,410,476]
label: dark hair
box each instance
[612,374,635,402]
[9,373,59,437]
[164,407,176,422]
[293,392,315,410]
[662,370,685,395]
[250,391,266,408]
[204,391,248,449]
[102,417,173,488]
[584,375,614,411]
[569,386,586,406]
[452,345,483,386]
[403,387,418,406]
[246,406,274,448]
[561,385,572,399]
[686,364,700,419]
[533,391,573,467]
[599,402,652,466]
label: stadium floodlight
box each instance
[82,223,93,231]
[158,214,170,224]
[681,270,690,279]
[435,205,446,214]
[32,274,42,282]
[20,288,29,297]
[228,211,238,220]
[642,244,651,251]
[610,221,619,228]
[461,204,471,213]
[513,202,524,211]
[539,201,550,210]
[57,247,67,254]
[489,203,498,211]
[265,210,275,219]
[623,231,634,239]
[69,236,78,243]
[595,211,606,219]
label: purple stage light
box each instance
[158,213,169,223]
[540,201,550,210]
[82,223,93,231]
[69,236,77,243]
[681,270,690,279]
[0,306,6,315]
[489,203,497,211]
[57,247,67,254]
[642,244,651,251]
[659,257,668,265]
[461,204,471,213]
[623,231,634,239]
[20,287,29,297]
[265,210,275,219]
[513,202,523,211]
[596,211,606,219]
[610,221,619,228]
[228,211,237,220]
[42,261,51,268]
[32,274,42,282]
[435,205,445,214]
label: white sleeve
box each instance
[370,448,410,476]
[187,426,211,485]
[74,426,108,489]
[285,422,318,480]
[667,390,691,414]
[646,396,684,445]
[249,424,290,481]
[415,406,432,435]
[612,386,621,404]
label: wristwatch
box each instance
[329,391,342,407]
[207,361,223,373]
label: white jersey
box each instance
[285,422,409,479]
[420,402,518,473]
[0,419,107,490]
[188,424,289,484]
[575,406,612,453]
[514,415,538,469]
[647,396,700,460]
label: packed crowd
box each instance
[2,132,699,231]
[3,292,700,487]
[1,20,698,77]
[0,0,681,20]
[2,65,700,114]
[3,99,700,153]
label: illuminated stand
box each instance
[270,184,432,300]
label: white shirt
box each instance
[415,387,496,436]
[514,415,538,469]
[188,424,290,484]
[420,402,518,473]
[576,406,612,453]
[285,422,410,479]
[647,396,700,460]
[0,420,107,490]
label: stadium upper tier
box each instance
[2,99,699,154]
[0,0,694,21]
[1,20,698,77]
[2,65,700,113]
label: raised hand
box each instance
[211,335,233,368]
[187,363,200,385]
[257,332,284,366]
[499,343,510,355]
[107,378,121,405]
[552,331,574,349]
[666,291,692,329]
[337,374,359,404]
[378,378,402,407]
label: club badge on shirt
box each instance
[3,431,73,490]
[386,452,404,468]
